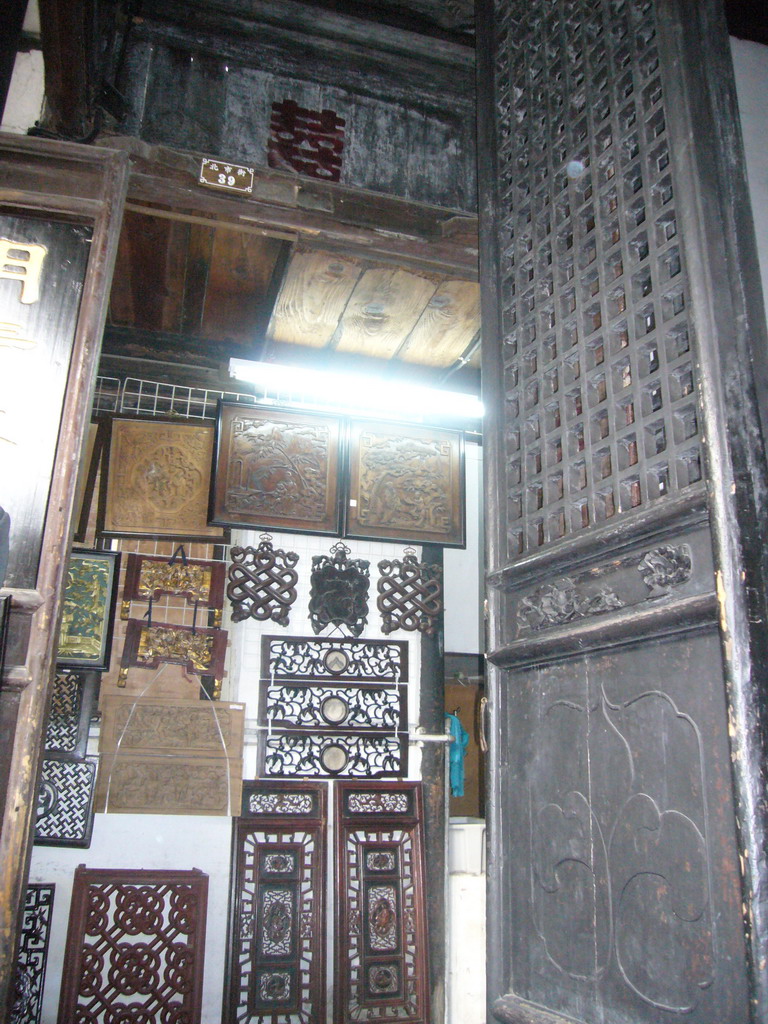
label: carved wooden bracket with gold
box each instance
[118,619,227,691]
[121,552,226,626]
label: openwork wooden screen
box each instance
[57,867,208,1024]
[224,781,327,1024]
[335,782,429,1023]
[11,884,55,1024]
[260,637,408,778]
[495,0,701,561]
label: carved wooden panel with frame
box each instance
[211,402,342,535]
[102,416,225,541]
[56,549,120,672]
[345,420,465,547]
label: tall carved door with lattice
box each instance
[478,0,768,1022]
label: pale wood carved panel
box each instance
[97,697,244,815]
[103,417,225,540]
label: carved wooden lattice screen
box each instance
[57,867,208,1024]
[12,884,55,1024]
[335,782,429,1024]
[260,637,409,779]
[494,0,701,560]
[224,781,327,1024]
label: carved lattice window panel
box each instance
[264,636,408,683]
[495,0,702,560]
[262,732,407,779]
[335,782,429,1023]
[11,884,55,1024]
[58,867,208,1024]
[224,781,327,1024]
[34,755,98,847]
[260,637,408,779]
[45,669,99,757]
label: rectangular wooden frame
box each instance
[100,415,226,541]
[210,401,343,535]
[58,867,208,1022]
[56,548,120,672]
[344,419,466,547]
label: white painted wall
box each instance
[443,440,483,656]
[1,3,43,134]
[0,49,44,134]
[731,37,768,328]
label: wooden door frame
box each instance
[0,132,474,1021]
[0,132,128,1014]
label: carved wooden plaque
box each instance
[99,696,245,755]
[346,420,465,547]
[97,755,243,816]
[56,549,120,671]
[102,416,225,540]
[97,697,244,815]
[0,216,92,588]
[58,867,208,1023]
[211,402,341,534]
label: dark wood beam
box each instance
[37,0,98,140]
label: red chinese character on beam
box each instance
[268,98,345,182]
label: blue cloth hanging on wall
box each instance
[445,712,469,798]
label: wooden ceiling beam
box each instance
[98,138,479,277]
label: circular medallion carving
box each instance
[323,648,350,674]
[320,743,348,772]
[321,696,348,724]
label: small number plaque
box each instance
[199,158,255,195]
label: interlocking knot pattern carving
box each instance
[227,537,299,625]
[59,868,208,1023]
[377,551,443,635]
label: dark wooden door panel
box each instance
[478,0,768,1021]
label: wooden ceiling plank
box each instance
[201,227,284,346]
[108,210,138,328]
[396,279,481,367]
[180,222,215,336]
[267,249,362,348]
[158,218,190,334]
[334,267,438,359]
[109,210,189,334]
